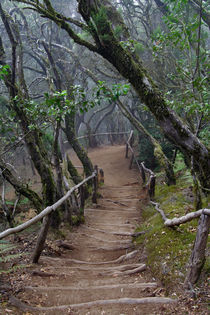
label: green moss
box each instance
[135,168,209,291]
[72,215,85,226]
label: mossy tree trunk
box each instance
[76,0,209,191]
[0,6,61,262]
[0,157,42,212]
[64,113,94,177]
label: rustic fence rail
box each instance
[77,131,130,141]
[125,130,155,199]
[0,169,100,240]
[125,130,210,288]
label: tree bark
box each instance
[76,0,209,191]
[0,157,42,212]
[184,213,210,288]
[64,113,93,177]
[32,214,52,263]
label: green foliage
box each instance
[19,197,29,205]
[120,39,144,54]
[151,0,209,142]
[134,170,202,289]
[94,80,130,105]
[138,114,175,169]
[0,64,10,79]
[23,87,95,129]
[114,25,123,39]
[93,6,108,29]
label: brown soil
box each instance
[0,145,183,314]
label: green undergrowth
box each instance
[135,158,209,292]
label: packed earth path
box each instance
[9,145,177,314]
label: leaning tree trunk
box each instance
[0,157,43,212]
[64,113,93,177]
[77,0,209,191]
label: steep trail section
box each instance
[10,145,176,314]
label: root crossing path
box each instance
[11,146,176,314]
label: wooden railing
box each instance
[0,167,100,240]
[125,130,156,199]
[77,131,130,141]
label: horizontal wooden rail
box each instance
[0,171,97,240]
[77,131,130,140]
[64,132,130,144]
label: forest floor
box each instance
[0,145,208,314]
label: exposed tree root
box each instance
[104,199,128,207]
[9,295,176,312]
[132,231,146,237]
[46,263,145,273]
[99,263,146,276]
[42,250,139,265]
[83,226,137,236]
[89,243,133,251]
[90,223,135,228]
[81,233,132,243]
[85,208,137,213]
[25,282,158,291]
[31,271,56,277]
[55,240,76,250]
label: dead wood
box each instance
[0,172,97,240]
[25,282,158,291]
[165,209,210,227]
[151,202,210,227]
[9,295,176,312]
[150,201,168,222]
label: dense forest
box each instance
[0,0,209,313]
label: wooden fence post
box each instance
[125,143,129,158]
[79,185,85,215]
[149,175,156,199]
[32,214,52,263]
[184,213,210,289]
[98,168,104,184]
[129,153,134,169]
[92,165,98,204]
[140,163,146,184]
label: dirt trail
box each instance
[10,145,176,314]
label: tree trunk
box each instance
[0,157,42,212]
[32,214,52,263]
[76,0,209,191]
[184,213,210,288]
[64,113,93,177]
[66,155,83,185]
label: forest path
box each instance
[10,145,176,314]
